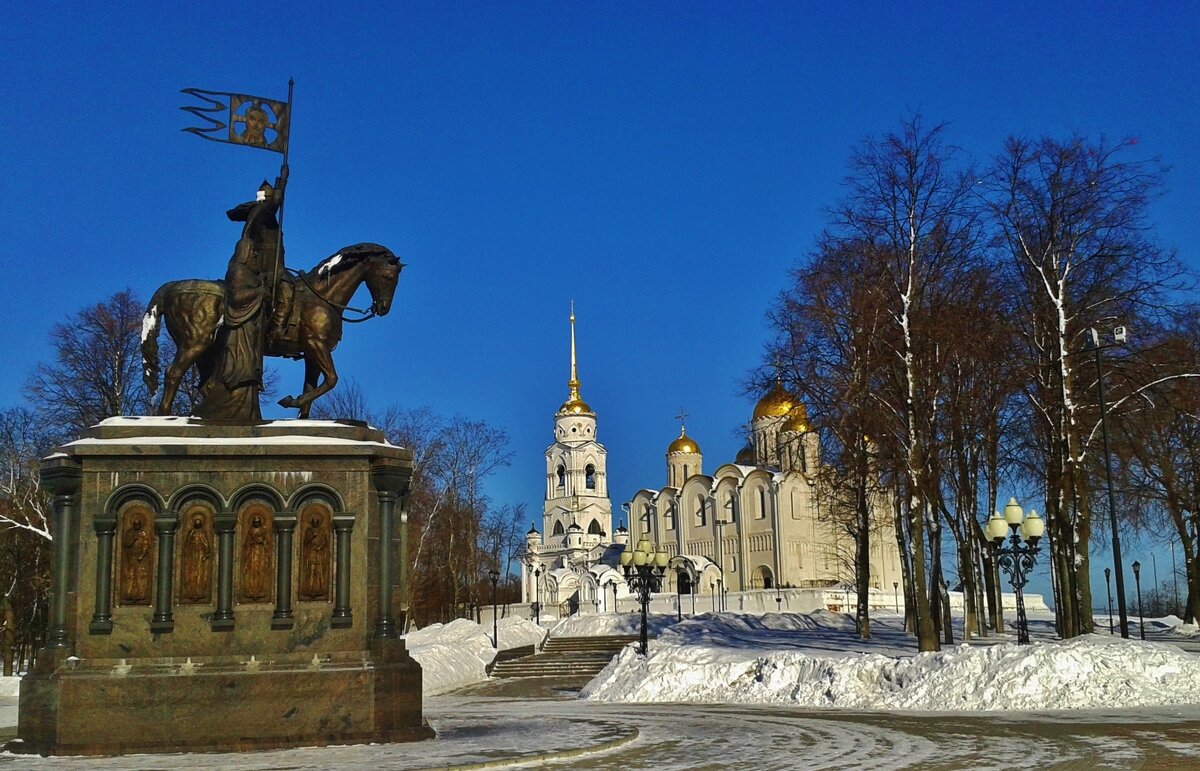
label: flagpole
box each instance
[271,78,294,327]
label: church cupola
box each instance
[751,374,798,469]
[778,404,812,472]
[666,410,702,488]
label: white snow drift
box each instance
[581,612,1200,711]
[404,616,545,696]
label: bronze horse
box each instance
[142,243,402,419]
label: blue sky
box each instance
[2,2,1198,604]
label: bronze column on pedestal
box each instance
[331,514,355,628]
[211,513,237,631]
[272,513,297,629]
[150,513,179,633]
[41,461,82,650]
[89,517,116,634]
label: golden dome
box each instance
[780,405,810,433]
[752,380,796,421]
[668,428,701,455]
[558,397,594,416]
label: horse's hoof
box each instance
[278,396,297,408]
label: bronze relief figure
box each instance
[298,513,331,601]
[120,513,153,605]
[179,511,213,603]
[239,512,274,603]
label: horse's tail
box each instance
[141,284,168,397]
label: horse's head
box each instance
[364,249,405,316]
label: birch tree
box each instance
[985,136,1179,637]
[833,118,981,651]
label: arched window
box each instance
[665,504,675,531]
[683,465,689,481]
[556,465,565,487]
[585,464,596,489]
[553,520,565,536]
[758,488,767,519]
[588,518,603,535]
[727,492,737,523]
[694,499,706,528]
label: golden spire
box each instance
[568,300,581,401]
[558,300,594,416]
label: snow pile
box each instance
[550,613,680,638]
[404,616,546,696]
[581,612,1200,711]
[0,675,20,699]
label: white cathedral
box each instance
[520,309,904,617]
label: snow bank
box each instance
[404,617,546,696]
[550,613,680,638]
[581,612,1200,711]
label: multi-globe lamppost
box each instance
[986,498,1044,645]
[489,568,499,648]
[619,537,668,655]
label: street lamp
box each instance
[488,568,500,648]
[620,537,668,655]
[533,565,542,627]
[1133,560,1146,641]
[893,581,899,614]
[986,498,1044,645]
[675,570,683,621]
[1104,567,1114,634]
[1090,326,1131,639]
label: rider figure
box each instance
[193,165,288,421]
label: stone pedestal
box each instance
[10,417,433,756]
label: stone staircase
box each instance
[490,634,641,679]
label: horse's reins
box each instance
[290,266,377,323]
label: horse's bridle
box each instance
[290,266,378,323]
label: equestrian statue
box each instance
[141,166,403,421]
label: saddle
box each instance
[265,275,304,359]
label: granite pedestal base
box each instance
[12,640,432,755]
[11,417,428,756]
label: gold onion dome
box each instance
[752,379,797,421]
[558,396,594,415]
[780,405,810,433]
[668,427,701,455]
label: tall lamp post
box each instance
[893,581,899,614]
[620,537,668,655]
[533,565,543,627]
[1133,560,1146,641]
[1091,326,1130,638]
[488,568,499,648]
[1104,567,1114,634]
[986,498,1044,645]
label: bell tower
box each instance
[543,303,612,545]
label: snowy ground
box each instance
[3,613,1200,767]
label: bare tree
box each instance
[26,289,153,436]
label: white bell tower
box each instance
[543,303,613,547]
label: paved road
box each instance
[446,676,1200,770]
